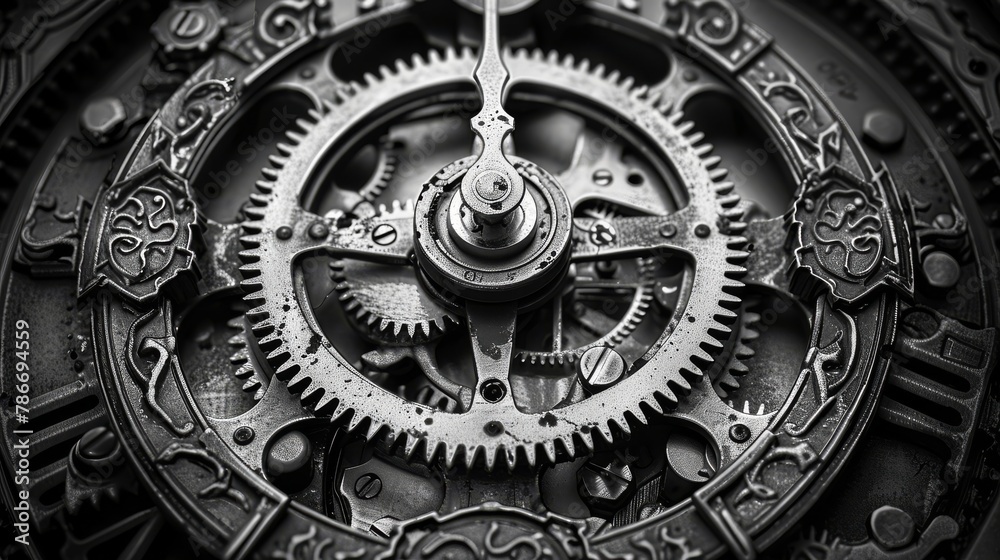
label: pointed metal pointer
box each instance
[459,0,526,225]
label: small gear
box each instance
[331,200,458,343]
[328,137,401,220]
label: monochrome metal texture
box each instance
[0,0,999,559]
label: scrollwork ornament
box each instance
[79,160,201,304]
[791,164,913,304]
[256,0,331,52]
[662,0,771,73]
[378,504,593,560]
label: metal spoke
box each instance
[571,210,710,263]
[465,300,517,410]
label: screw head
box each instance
[354,473,383,499]
[659,223,677,238]
[233,426,255,445]
[170,8,208,39]
[694,223,711,238]
[729,424,751,443]
[372,223,398,246]
[276,226,293,240]
[592,169,614,186]
[578,346,626,391]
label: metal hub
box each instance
[415,155,571,303]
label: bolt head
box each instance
[579,456,635,513]
[266,430,313,492]
[863,109,906,152]
[80,97,127,146]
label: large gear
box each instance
[239,47,747,468]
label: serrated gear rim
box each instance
[238,48,747,469]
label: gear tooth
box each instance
[621,76,636,91]
[522,444,537,467]
[268,154,289,168]
[294,116,317,132]
[714,181,735,195]
[593,63,607,77]
[688,131,706,146]
[286,130,306,145]
[743,401,752,414]
[719,193,742,208]
[607,69,621,83]
[482,447,497,470]
[542,441,557,464]
[308,108,325,122]
[464,444,481,470]
[577,57,591,73]
[546,50,560,64]
[242,379,261,392]
[261,167,279,181]
[555,436,574,458]
[561,53,575,68]
[710,168,729,181]
[657,386,678,404]
[255,180,274,194]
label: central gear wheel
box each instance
[331,200,459,343]
[239,48,747,468]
